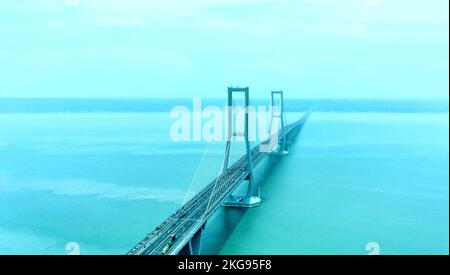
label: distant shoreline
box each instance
[0,98,448,113]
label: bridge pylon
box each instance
[269,91,290,156]
[222,87,261,208]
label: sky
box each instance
[0,0,448,99]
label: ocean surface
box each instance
[221,112,449,255]
[0,104,448,254]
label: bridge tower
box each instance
[222,87,261,208]
[269,91,290,155]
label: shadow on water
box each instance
[200,155,283,254]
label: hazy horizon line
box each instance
[0,97,448,101]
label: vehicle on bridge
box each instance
[161,234,177,255]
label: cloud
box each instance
[85,0,287,16]
[236,60,292,72]
[95,15,148,27]
[160,51,196,69]
[0,48,198,71]
[366,0,381,7]
[65,0,81,7]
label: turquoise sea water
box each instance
[0,111,448,254]
[221,112,449,255]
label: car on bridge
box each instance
[161,234,177,255]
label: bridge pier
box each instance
[179,223,205,255]
[222,87,261,208]
[223,172,261,208]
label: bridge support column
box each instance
[222,87,261,208]
[269,91,290,156]
[179,223,205,255]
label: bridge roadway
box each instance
[128,111,312,255]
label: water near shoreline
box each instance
[0,111,448,254]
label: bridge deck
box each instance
[128,111,312,255]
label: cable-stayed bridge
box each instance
[128,88,312,255]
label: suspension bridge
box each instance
[128,88,312,255]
